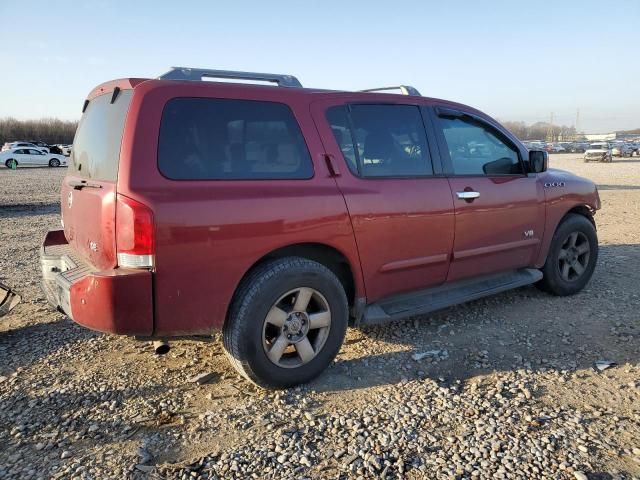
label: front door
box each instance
[431,107,544,282]
[311,98,455,302]
[28,149,45,165]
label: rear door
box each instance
[61,89,133,270]
[311,98,455,302]
[430,106,544,282]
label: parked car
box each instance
[56,144,72,156]
[0,148,67,168]
[40,68,601,388]
[584,143,612,163]
[568,143,589,153]
[610,143,634,157]
[545,144,566,153]
[2,141,49,153]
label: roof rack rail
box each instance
[360,85,421,96]
[159,67,302,88]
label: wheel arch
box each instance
[225,242,361,326]
[565,204,596,228]
[535,202,597,268]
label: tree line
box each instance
[0,118,78,146]
[499,121,578,142]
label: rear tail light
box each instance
[116,194,155,269]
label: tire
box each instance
[49,158,61,167]
[5,159,17,168]
[537,213,598,296]
[223,257,349,389]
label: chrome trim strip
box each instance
[454,238,540,260]
[380,253,449,272]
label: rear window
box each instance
[158,98,313,180]
[69,90,133,181]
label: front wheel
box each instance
[537,213,598,296]
[5,159,17,169]
[49,158,61,167]
[223,257,348,389]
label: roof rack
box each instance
[360,85,421,96]
[159,67,302,88]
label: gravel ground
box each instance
[1,155,639,480]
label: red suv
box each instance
[41,68,600,388]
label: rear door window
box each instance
[70,90,133,181]
[158,98,313,180]
[326,104,432,177]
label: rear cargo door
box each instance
[61,89,133,270]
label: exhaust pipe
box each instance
[153,340,170,355]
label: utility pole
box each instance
[546,112,555,142]
[575,108,581,140]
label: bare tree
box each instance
[0,118,78,145]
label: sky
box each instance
[1,0,638,133]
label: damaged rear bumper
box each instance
[40,230,153,335]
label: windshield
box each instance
[69,90,132,181]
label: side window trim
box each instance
[344,104,363,177]
[329,102,437,180]
[420,106,445,176]
[432,106,526,177]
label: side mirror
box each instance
[528,149,548,173]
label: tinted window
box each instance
[28,149,43,155]
[70,90,133,181]
[327,104,432,177]
[439,116,522,175]
[158,98,313,180]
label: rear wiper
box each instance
[67,180,103,190]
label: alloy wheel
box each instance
[558,231,590,282]
[262,287,331,368]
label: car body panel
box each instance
[534,168,600,267]
[445,175,545,282]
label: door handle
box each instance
[456,191,480,200]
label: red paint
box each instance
[69,268,153,335]
[42,77,600,337]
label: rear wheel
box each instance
[537,214,598,296]
[49,158,61,167]
[223,257,348,389]
[5,159,17,168]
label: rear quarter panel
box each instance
[119,82,364,335]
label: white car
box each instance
[610,144,633,157]
[2,141,49,154]
[0,148,67,168]
[56,144,72,156]
[584,143,612,163]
